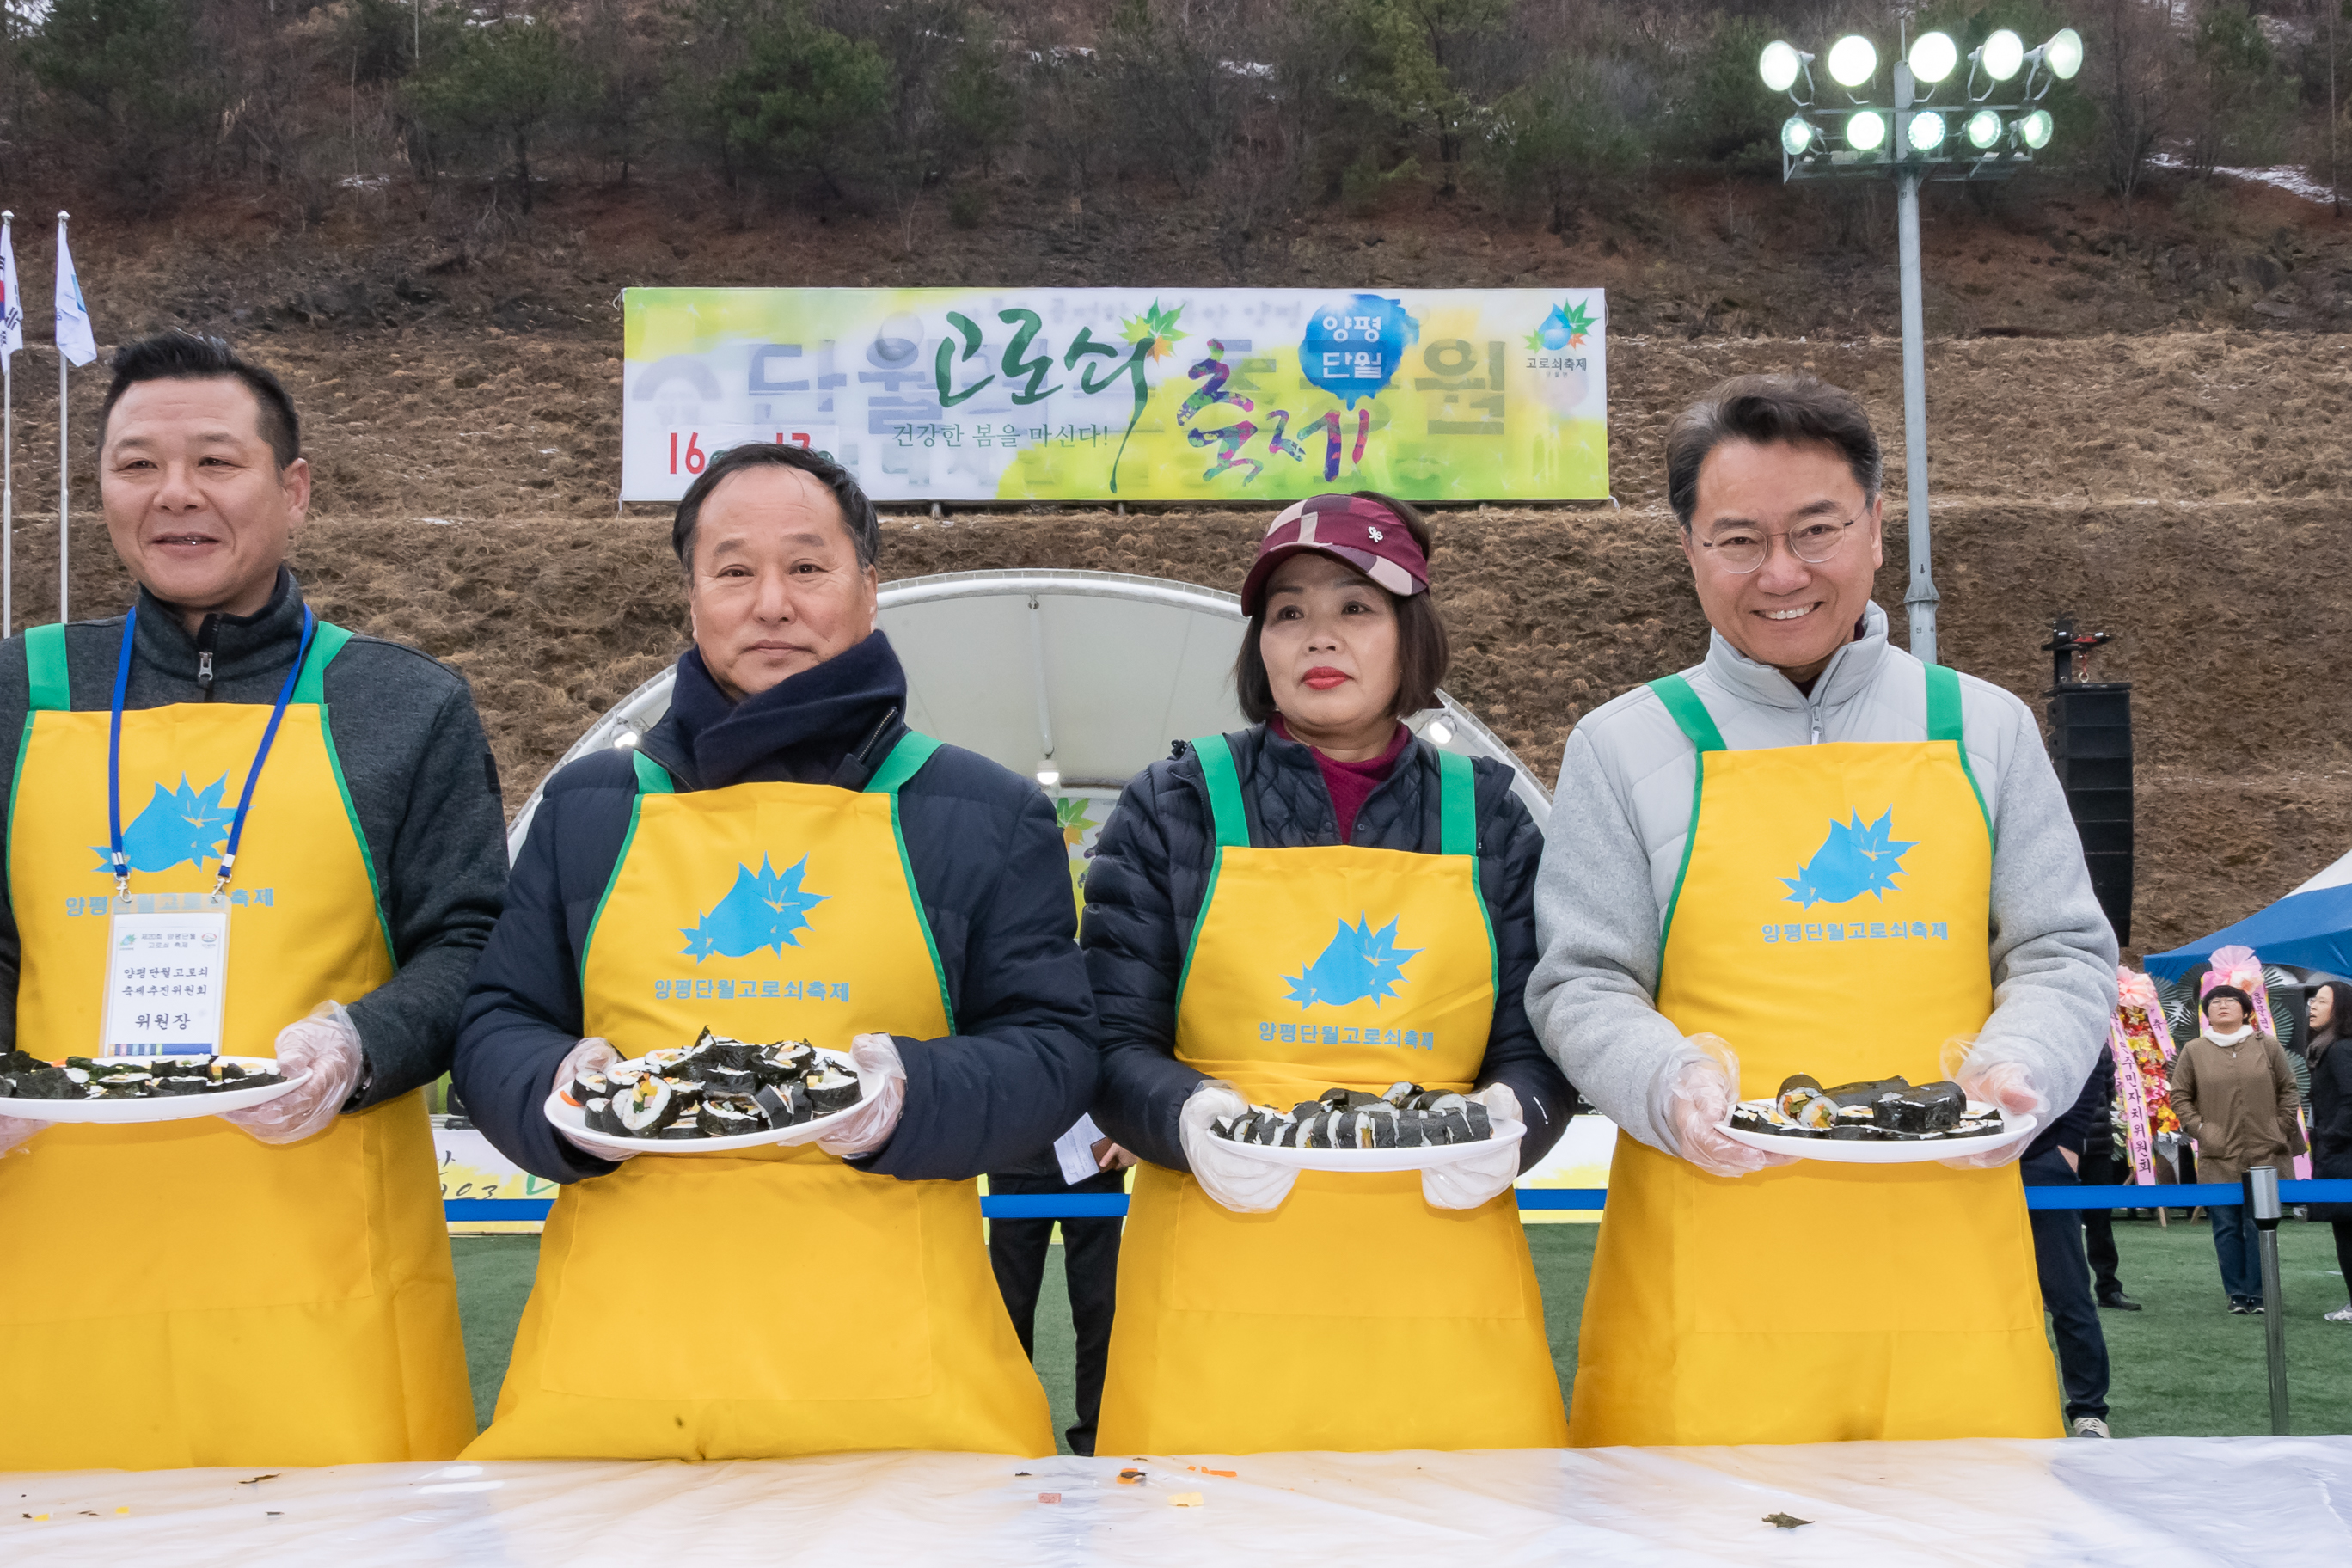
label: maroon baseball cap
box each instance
[1238,494,1429,616]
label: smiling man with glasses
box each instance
[1526,373,2119,1447]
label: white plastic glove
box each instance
[553,1037,631,1160]
[1420,1082,1525,1210]
[220,1001,365,1146]
[1939,1039,2045,1170]
[0,1111,40,1158]
[1180,1079,1302,1213]
[1651,1033,1801,1179]
[815,1032,908,1158]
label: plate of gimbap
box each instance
[1209,1083,1524,1173]
[542,1027,873,1157]
[0,1050,303,1123]
[1719,1072,2037,1164]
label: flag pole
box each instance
[56,210,67,626]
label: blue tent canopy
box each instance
[2144,849,2352,981]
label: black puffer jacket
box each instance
[2310,1032,2352,1220]
[1083,723,1574,1173]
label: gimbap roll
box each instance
[1393,1111,1426,1148]
[12,1067,87,1099]
[614,1075,679,1136]
[583,1095,617,1133]
[567,1069,609,1107]
[1431,1108,1473,1144]
[1291,1100,1326,1122]
[699,1096,765,1138]
[1461,1101,1492,1141]
[805,1066,861,1116]
[604,1063,651,1098]
[1358,1106,1399,1148]
[1257,1115,1291,1146]
[152,1075,211,1096]
[0,1048,46,1076]
[697,1061,757,1094]
[754,1082,813,1129]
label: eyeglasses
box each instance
[1692,512,1863,575]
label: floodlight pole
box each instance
[1893,61,1939,666]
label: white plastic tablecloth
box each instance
[5,1438,2347,1565]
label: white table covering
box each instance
[4,1437,2345,1566]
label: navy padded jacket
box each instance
[453,633,1098,1185]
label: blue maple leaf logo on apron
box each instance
[680,855,829,959]
[91,774,231,874]
[1283,915,1421,1008]
[1781,810,1917,908]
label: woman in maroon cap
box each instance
[1084,491,1575,1454]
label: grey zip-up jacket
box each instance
[1527,601,2119,1155]
[0,567,508,1106]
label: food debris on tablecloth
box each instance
[1169,1492,1204,1507]
[1763,1512,1813,1529]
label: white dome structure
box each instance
[508,569,1552,860]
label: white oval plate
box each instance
[1212,1117,1525,1173]
[0,1057,306,1124]
[542,1047,871,1158]
[1720,1111,2038,1164]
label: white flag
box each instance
[0,222,21,359]
[53,218,94,367]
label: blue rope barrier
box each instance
[445,1180,2352,1226]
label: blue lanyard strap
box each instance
[106,603,318,896]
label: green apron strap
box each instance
[1191,733,1251,849]
[1923,663,1993,842]
[1436,747,1476,857]
[23,624,69,712]
[291,621,355,707]
[1923,662,1965,744]
[864,730,941,795]
[629,750,675,794]
[1647,673,1726,754]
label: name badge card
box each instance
[101,892,230,1057]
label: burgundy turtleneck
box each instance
[1272,715,1412,843]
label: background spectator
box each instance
[2171,984,2305,1314]
[2306,980,2352,1325]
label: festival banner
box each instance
[621,287,1608,504]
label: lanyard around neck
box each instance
[106,603,318,896]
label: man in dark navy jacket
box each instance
[453,444,1096,1191]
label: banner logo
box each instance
[681,856,828,959]
[1284,914,1420,1008]
[1781,810,1916,908]
[94,774,230,874]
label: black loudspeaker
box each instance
[2042,618,2132,947]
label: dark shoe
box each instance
[2098,1292,2142,1312]
[2249,1299,2267,1314]
[2229,1299,2252,1314]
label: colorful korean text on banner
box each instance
[620,288,1608,504]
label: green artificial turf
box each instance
[449,1216,2351,1442]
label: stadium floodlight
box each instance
[1907,110,1946,153]
[2041,28,2084,81]
[1963,109,2004,150]
[1827,34,1877,88]
[2018,109,2054,150]
[1908,31,1958,86]
[1780,115,1816,156]
[1977,28,2025,82]
[1846,110,1887,151]
[1759,40,1807,93]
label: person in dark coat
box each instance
[2023,1050,2116,1436]
[985,1116,1132,1455]
[452,441,1094,1461]
[1085,491,1577,1456]
[2306,979,2352,1323]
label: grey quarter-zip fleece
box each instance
[1527,599,2119,1155]
[0,567,508,1106]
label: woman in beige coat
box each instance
[2172,983,2306,1313]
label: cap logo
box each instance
[1366,525,1384,542]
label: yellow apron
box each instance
[467,734,1051,1460]
[1568,666,2062,1446]
[0,616,471,1470]
[1097,732,1565,1455]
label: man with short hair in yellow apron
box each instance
[0,333,504,1468]
[453,442,1093,1461]
[1528,376,2120,1445]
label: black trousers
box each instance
[986,1168,1125,1456]
[2078,1138,2122,1297]
[2334,1219,2352,1301]
[2024,1148,2110,1421]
